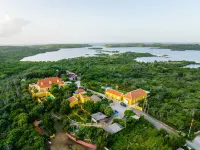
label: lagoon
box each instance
[183,64,200,68]
[21,46,200,63]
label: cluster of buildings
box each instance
[29,77,66,103]
[105,88,148,109]
[91,112,141,134]
[29,75,148,111]
[68,89,90,108]
[29,76,91,107]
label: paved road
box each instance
[75,80,81,88]
[88,89,200,150]
[88,89,176,133]
[132,109,178,134]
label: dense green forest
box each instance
[105,43,200,51]
[108,117,185,150]
[0,44,90,61]
[0,45,198,149]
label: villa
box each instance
[35,77,65,92]
[104,88,148,108]
[72,88,90,104]
[29,77,64,102]
[123,89,147,105]
[29,77,65,93]
[105,88,123,101]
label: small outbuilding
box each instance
[104,123,123,134]
[90,95,101,103]
[91,112,107,123]
[132,114,140,120]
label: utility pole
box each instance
[188,109,195,138]
[143,99,148,113]
[147,104,149,114]
[142,99,145,112]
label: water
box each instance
[183,64,200,68]
[21,47,200,63]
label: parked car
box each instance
[120,102,127,107]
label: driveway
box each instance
[87,88,200,150]
[188,135,200,150]
[110,100,127,119]
[75,80,81,88]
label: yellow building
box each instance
[29,77,63,103]
[123,89,147,105]
[105,88,123,101]
[29,77,65,93]
[72,88,90,104]
[73,89,86,98]
[33,91,53,98]
[79,94,90,103]
[68,96,79,108]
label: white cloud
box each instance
[0,16,30,37]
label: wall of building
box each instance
[105,92,122,101]
[70,100,78,108]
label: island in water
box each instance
[105,43,200,51]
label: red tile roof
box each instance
[37,77,64,89]
[68,96,78,102]
[124,89,147,100]
[35,126,43,135]
[75,89,85,93]
[106,88,123,97]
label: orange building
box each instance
[73,89,86,98]
[105,88,123,101]
[123,89,147,105]
[36,77,65,92]
[75,89,86,94]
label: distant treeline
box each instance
[105,43,200,51]
[0,44,91,61]
[88,47,103,49]
[31,44,91,49]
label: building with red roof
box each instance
[105,88,123,101]
[123,89,147,105]
[75,89,86,94]
[68,96,78,108]
[35,77,64,92]
[79,94,90,103]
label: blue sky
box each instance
[0,0,200,44]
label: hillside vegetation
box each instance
[0,45,198,149]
